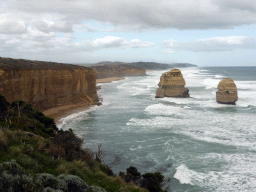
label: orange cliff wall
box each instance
[0,58,98,111]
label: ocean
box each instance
[58,67,256,192]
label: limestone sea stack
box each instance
[155,69,189,98]
[216,78,238,104]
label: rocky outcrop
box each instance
[0,57,98,111]
[155,69,189,98]
[216,78,238,104]
[89,63,146,79]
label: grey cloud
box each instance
[163,36,256,52]
[5,0,256,31]
[213,0,256,12]
[33,20,73,33]
[0,18,27,34]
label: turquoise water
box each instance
[59,67,256,192]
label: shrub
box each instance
[0,94,10,119]
[36,173,58,189]
[57,174,89,192]
[50,132,83,161]
[141,172,164,192]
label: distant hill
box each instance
[128,62,197,70]
[85,61,197,70]
[169,63,198,68]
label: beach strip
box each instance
[43,77,125,125]
[43,104,90,125]
[96,77,125,84]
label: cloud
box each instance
[0,34,155,58]
[1,0,256,32]
[0,15,27,34]
[163,36,256,52]
[213,0,256,12]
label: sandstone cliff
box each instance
[155,69,190,98]
[0,57,98,111]
[216,78,238,104]
[89,63,146,79]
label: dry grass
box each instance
[0,130,8,146]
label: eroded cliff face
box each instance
[0,58,98,111]
[90,64,146,79]
[155,69,190,98]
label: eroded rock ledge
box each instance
[216,78,238,104]
[155,69,190,98]
[0,57,98,111]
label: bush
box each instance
[57,174,89,192]
[0,160,42,192]
[0,94,10,119]
[50,131,83,161]
[142,172,164,192]
[122,166,169,192]
[36,173,58,189]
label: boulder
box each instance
[155,69,189,98]
[216,78,238,104]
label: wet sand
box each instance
[43,77,125,125]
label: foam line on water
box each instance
[57,106,97,129]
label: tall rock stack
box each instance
[155,69,189,98]
[216,78,238,104]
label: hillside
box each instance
[85,61,198,72]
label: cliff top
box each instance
[217,78,237,90]
[0,57,92,71]
[89,63,145,71]
[84,61,198,70]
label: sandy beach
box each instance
[43,77,125,125]
[96,77,125,83]
[43,104,91,125]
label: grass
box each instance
[0,129,148,192]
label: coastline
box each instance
[43,104,91,125]
[96,77,125,83]
[43,76,126,125]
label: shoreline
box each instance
[43,104,91,125]
[43,76,125,126]
[96,77,125,84]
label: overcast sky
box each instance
[0,0,256,66]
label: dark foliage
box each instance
[0,94,10,119]
[0,94,57,138]
[49,130,89,162]
[123,166,169,192]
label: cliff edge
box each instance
[155,69,190,98]
[0,57,98,111]
[89,63,146,79]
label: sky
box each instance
[0,0,256,66]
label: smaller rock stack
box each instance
[155,69,189,98]
[216,78,238,104]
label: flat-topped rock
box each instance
[216,78,238,104]
[155,69,189,98]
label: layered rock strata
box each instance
[0,57,98,111]
[155,69,189,98]
[216,78,238,104]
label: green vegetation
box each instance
[0,94,170,191]
[0,57,92,71]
